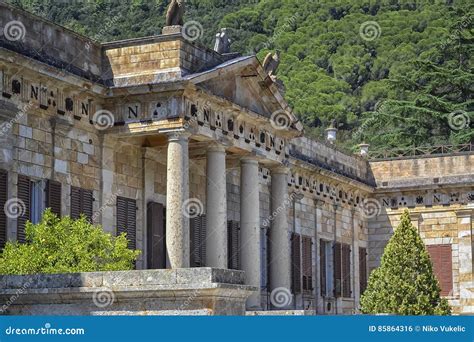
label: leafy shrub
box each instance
[0,209,140,275]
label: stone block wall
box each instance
[0,2,102,82]
[368,204,473,314]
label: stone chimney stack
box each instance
[325,126,337,144]
[358,143,370,158]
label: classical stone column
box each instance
[166,131,190,269]
[206,145,228,268]
[269,167,292,298]
[240,157,261,309]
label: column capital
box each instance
[166,130,191,142]
[207,143,226,153]
[241,156,259,165]
[271,165,290,175]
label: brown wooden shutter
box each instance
[17,175,31,243]
[116,196,136,250]
[126,198,136,250]
[291,232,302,294]
[427,244,453,296]
[227,220,240,270]
[70,186,81,219]
[190,214,206,267]
[342,244,351,297]
[302,236,313,291]
[333,242,342,297]
[147,202,166,269]
[71,187,93,222]
[46,180,61,217]
[359,247,368,294]
[320,239,327,296]
[0,170,7,249]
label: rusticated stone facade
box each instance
[0,3,472,315]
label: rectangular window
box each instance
[0,170,7,249]
[227,220,240,270]
[359,247,368,295]
[147,202,166,269]
[190,214,207,267]
[116,196,137,250]
[70,186,93,222]
[333,242,351,298]
[260,227,269,290]
[302,236,313,291]
[427,244,453,296]
[333,242,342,297]
[30,180,44,224]
[342,244,351,297]
[291,232,301,294]
[320,239,334,297]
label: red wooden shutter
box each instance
[227,220,240,270]
[116,196,136,250]
[46,180,61,217]
[333,242,342,297]
[147,202,166,269]
[291,233,302,294]
[427,244,453,296]
[0,170,7,249]
[302,236,313,291]
[359,247,368,294]
[17,175,31,243]
[342,244,351,297]
[320,239,327,296]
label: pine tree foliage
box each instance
[360,210,451,315]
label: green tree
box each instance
[360,210,451,315]
[0,209,140,275]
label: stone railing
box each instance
[0,268,256,316]
[369,143,474,160]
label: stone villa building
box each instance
[0,3,472,315]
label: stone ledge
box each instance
[0,268,256,316]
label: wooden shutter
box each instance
[227,220,240,270]
[147,202,166,269]
[116,196,136,250]
[46,180,61,217]
[70,186,81,220]
[359,247,368,295]
[427,244,453,296]
[70,187,93,222]
[320,239,327,296]
[333,242,342,297]
[17,175,31,243]
[0,170,7,249]
[291,232,302,294]
[342,244,351,297]
[190,214,206,267]
[302,236,313,291]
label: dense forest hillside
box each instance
[7,0,473,152]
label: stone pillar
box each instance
[166,131,190,269]
[240,157,261,309]
[205,145,228,268]
[269,167,291,298]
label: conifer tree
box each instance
[360,210,451,315]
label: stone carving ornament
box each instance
[166,0,185,26]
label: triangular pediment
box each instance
[185,56,299,127]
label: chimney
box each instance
[358,143,370,158]
[325,127,337,144]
